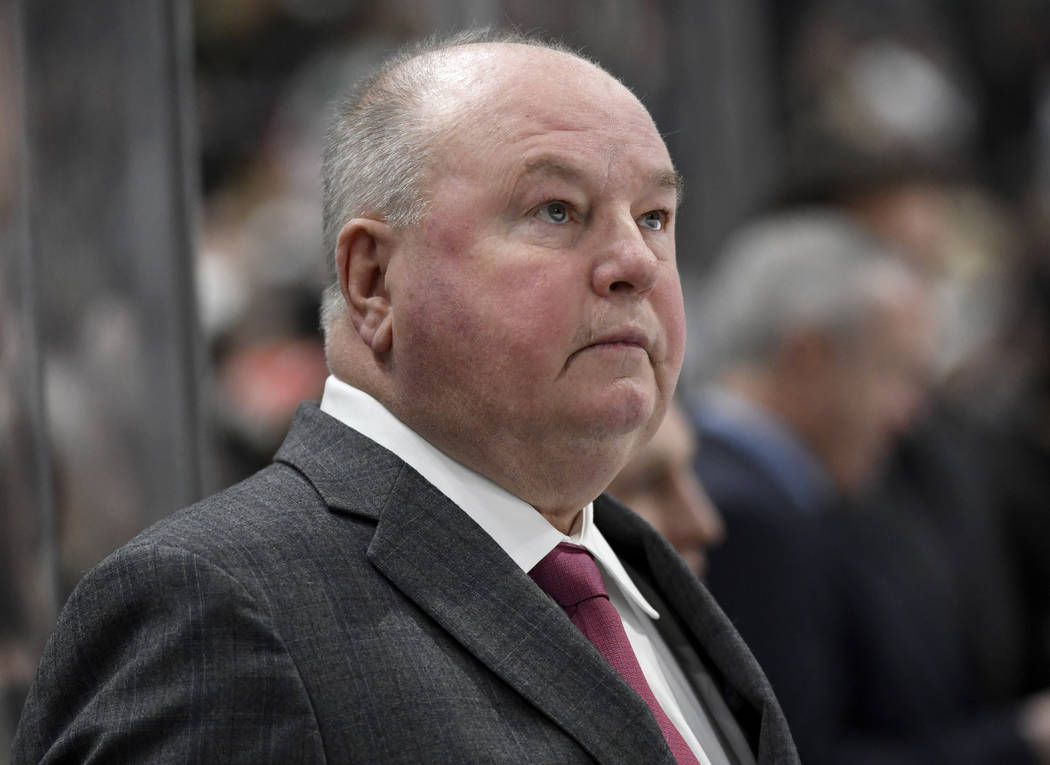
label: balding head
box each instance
[319,31,617,339]
[318,31,681,529]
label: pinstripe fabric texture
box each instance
[12,403,798,764]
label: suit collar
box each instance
[274,403,400,519]
[291,395,661,618]
[317,377,563,572]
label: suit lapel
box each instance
[595,495,796,765]
[624,561,756,765]
[366,467,676,765]
[276,404,675,765]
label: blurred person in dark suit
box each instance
[688,207,1050,765]
[608,400,726,578]
[687,208,936,763]
[12,30,796,765]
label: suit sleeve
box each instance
[12,542,326,764]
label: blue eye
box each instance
[537,201,570,224]
[640,211,666,231]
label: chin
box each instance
[588,390,659,438]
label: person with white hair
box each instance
[688,207,1050,765]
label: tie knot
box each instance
[529,542,608,609]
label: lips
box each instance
[571,326,653,360]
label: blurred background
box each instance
[2,0,1049,760]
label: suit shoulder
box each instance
[13,512,326,763]
[127,462,326,555]
[78,460,376,610]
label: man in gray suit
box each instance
[13,30,797,764]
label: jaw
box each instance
[474,403,664,529]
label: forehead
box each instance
[423,44,674,179]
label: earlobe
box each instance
[335,218,394,354]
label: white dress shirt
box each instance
[320,376,730,765]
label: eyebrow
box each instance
[657,169,686,206]
[519,157,685,206]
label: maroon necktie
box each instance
[530,542,701,765]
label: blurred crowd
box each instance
[192,2,1050,761]
[3,0,1050,762]
[684,3,1050,763]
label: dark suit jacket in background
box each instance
[13,403,798,764]
[826,403,1038,765]
[694,417,843,765]
[696,400,1039,765]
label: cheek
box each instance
[492,265,564,320]
[467,244,583,344]
[398,258,574,383]
[394,261,479,375]
[666,311,686,370]
[655,280,687,376]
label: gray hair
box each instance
[318,29,582,337]
[687,209,905,383]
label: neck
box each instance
[384,392,642,527]
[336,351,645,528]
[537,506,584,536]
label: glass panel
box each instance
[0,0,58,750]
[0,4,204,751]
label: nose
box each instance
[591,216,660,297]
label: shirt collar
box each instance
[319,375,659,619]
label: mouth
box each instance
[565,326,654,368]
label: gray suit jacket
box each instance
[13,404,798,764]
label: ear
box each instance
[335,218,395,354]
